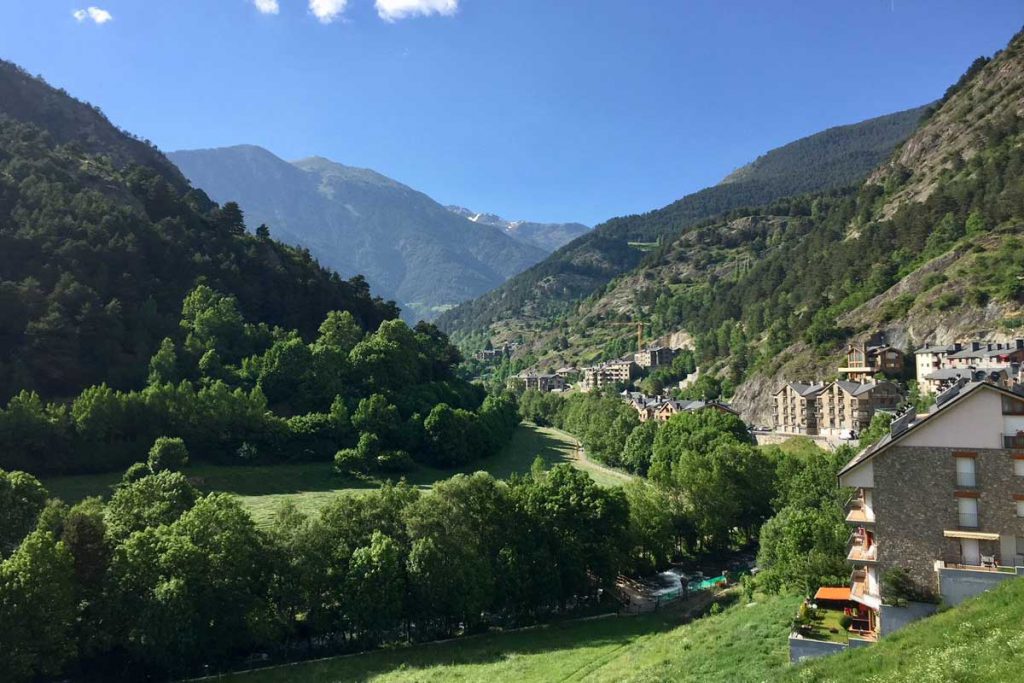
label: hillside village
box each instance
[4,8,1024,683]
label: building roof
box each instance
[833,380,880,397]
[814,586,852,602]
[924,366,1010,381]
[782,381,824,397]
[914,343,960,354]
[837,381,1021,478]
[948,346,1017,360]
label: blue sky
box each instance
[1,2,1021,225]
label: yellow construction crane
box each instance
[610,320,646,353]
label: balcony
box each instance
[850,569,880,609]
[845,496,875,524]
[1003,434,1024,449]
[847,534,878,563]
[958,512,979,529]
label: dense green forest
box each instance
[0,284,519,476]
[0,62,398,402]
[0,397,850,681]
[437,105,927,337]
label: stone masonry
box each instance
[873,445,1024,593]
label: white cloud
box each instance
[375,0,458,21]
[254,0,280,15]
[73,7,113,24]
[309,0,349,23]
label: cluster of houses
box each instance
[914,339,1024,395]
[773,340,906,438]
[792,378,1024,661]
[773,338,1024,439]
[473,342,519,363]
[509,345,679,393]
[621,391,738,422]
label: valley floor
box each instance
[211,593,799,683]
[42,423,631,525]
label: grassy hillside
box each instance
[437,106,927,341]
[216,593,800,683]
[42,423,630,525]
[783,577,1024,682]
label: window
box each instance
[1002,395,1024,415]
[1017,501,1024,518]
[958,497,979,528]
[955,456,977,487]
[1016,459,1024,477]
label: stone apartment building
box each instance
[838,342,904,383]
[509,371,565,393]
[773,382,824,434]
[580,360,638,391]
[634,346,676,369]
[837,380,1024,637]
[816,380,904,438]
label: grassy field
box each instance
[42,423,631,525]
[214,593,800,683]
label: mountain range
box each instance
[0,60,397,401]
[435,104,930,337]
[168,146,582,321]
[463,28,1024,425]
[446,206,590,253]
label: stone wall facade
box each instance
[873,445,1024,593]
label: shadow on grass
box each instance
[43,423,577,504]
[222,611,683,682]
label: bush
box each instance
[147,437,189,473]
[839,614,853,630]
[376,450,413,472]
[334,448,366,474]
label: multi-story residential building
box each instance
[836,380,1024,638]
[634,346,676,369]
[838,342,904,383]
[816,380,904,438]
[509,371,566,393]
[913,343,962,392]
[580,360,639,391]
[920,365,1018,396]
[915,340,1024,394]
[945,340,1024,369]
[773,382,824,434]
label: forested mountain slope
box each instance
[169,146,548,321]
[0,62,397,402]
[509,28,1024,424]
[436,105,928,338]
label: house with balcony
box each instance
[838,341,904,383]
[816,380,904,438]
[773,382,824,434]
[508,371,566,393]
[580,360,639,391]
[794,380,1024,662]
[634,346,676,369]
[836,380,1024,635]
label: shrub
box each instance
[147,437,189,473]
[839,614,853,630]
